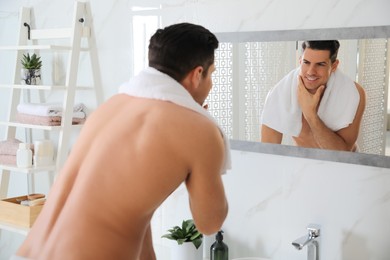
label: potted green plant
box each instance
[21,53,42,85]
[162,219,203,260]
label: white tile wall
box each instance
[152,150,390,260]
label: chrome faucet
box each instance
[292,224,320,260]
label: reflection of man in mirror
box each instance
[261,40,366,152]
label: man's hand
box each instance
[297,75,325,120]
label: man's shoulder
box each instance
[353,82,366,103]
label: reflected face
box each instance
[299,48,339,94]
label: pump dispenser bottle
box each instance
[210,230,228,260]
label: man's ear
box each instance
[191,66,204,88]
[180,66,204,91]
[331,59,339,72]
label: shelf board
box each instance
[0,45,71,51]
[0,84,67,90]
[0,121,62,131]
[0,163,56,173]
[0,220,29,236]
[75,86,95,90]
[0,84,95,90]
[0,121,84,131]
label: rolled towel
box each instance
[16,113,86,126]
[17,102,63,116]
[73,103,88,114]
[17,102,87,118]
[16,113,62,126]
[0,154,17,165]
[0,138,22,156]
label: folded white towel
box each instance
[17,102,87,118]
[119,67,231,174]
[261,68,360,136]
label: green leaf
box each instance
[177,238,186,245]
[161,234,174,240]
[190,231,202,240]
[21,52,42,69]
[161,219,203,247]
[192,238,203,249]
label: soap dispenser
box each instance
[210,230,228,260]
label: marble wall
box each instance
[1,0,390,259]
[153,149,390,260]
[1,0,390,119]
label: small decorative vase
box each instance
[21,68,41,85]
[171,242,203,260]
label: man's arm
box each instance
[185,126,228,235]
[139,224,156,260]
[261,124,283,144]
[298,76,366,151]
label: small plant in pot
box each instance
[21,53,42,85]
[162,219,203,260]
[162,219,203,248]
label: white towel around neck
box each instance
[118,67,231,174]
[261,68,360,136]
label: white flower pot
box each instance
[171,242,203,260]
[21,68,41,85]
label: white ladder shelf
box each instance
[0,1,102,233]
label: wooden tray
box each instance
[0,195,44,227]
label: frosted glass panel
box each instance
[206,41,296,141]
[207,42,234,138]
[358,39,389,154]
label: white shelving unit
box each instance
[0,1,102,234]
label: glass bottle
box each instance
[210,230,228,260]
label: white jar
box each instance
[16,143,33,168]
[34,140,54,166]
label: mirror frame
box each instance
[230,139,390,168]
[215,26,390,42]
[214,26,390,168]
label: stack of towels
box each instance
[16,102,87,126]
[0,138,22,165]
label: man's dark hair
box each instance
[148,23,219,82]
[302,40,340,63]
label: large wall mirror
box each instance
[204,26,390,165]
[129,19,390,166]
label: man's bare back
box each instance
[15,22,228,260]
[17,94,227,259]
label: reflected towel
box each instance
[118,67,231,174]
[17,102,87,118]
[261,68,360,136]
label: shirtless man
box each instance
[261,40,366,151]
[15,23,229,260]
